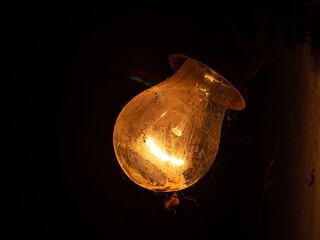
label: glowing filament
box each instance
[146,137,184,166]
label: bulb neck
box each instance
[169,56,245,110]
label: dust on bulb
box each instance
[113,55,245,192]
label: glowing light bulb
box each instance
[113,55,245,192]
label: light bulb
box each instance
[113,55,245,192]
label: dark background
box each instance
[5,2,319,240]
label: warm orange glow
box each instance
[113,55,245,192]
[146,137,184,166]
[171,127,182,136]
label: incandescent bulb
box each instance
[113,55,245,192]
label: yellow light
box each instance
[113,55,245,192]
[171,127,182,137]
[146,137,184,166]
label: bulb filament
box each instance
[146,137,184,166]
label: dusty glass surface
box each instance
[113,57,243,192]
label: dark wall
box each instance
[5,2,319,240]
[259,42,320,240]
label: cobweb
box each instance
[159,102,276,240]
[160,109,255,239]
